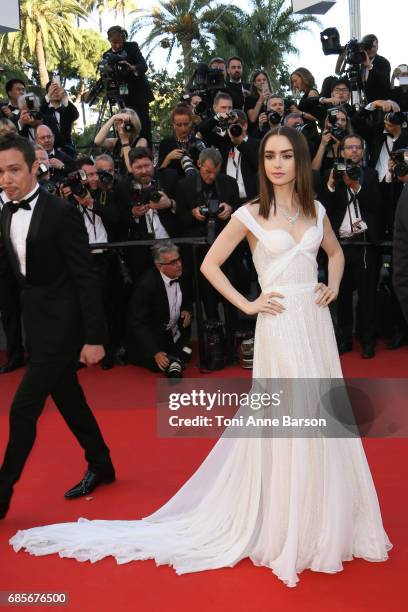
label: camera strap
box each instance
[81,205,97,241]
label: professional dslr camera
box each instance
[165,355,183,378]
[333,157,362,181]
[390,149,408,177]
[326,108,346,141]
[187,63,226,96]
[99,51,130,81]
[61,169,88,199]
[267,110,282,126]
[180,139,207,176]
[129,180,161,206]
[37,163,57,195]
[199,199,222,245]
[23,94,42,120]
[97,169,115,187]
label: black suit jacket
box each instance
[0,189,107,358]
[39,99,79,147]
[220,137,260,200]
[393,184,408,322]
[322,167,382,243]
[127,267,192,361]
[104,41,154,108]
[225,81,251,110]
[176,172,240,237]
[364,54,391,103]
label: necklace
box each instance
[277,205,300,224]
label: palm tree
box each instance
[130,0,225,74]
[80,0,108,32]
[109,0,137,29]
[0,0,87,89]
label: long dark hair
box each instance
[249,69,272,98]
[256,126,316,220]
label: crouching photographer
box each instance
[126,242,193,377]
[325,134,382,358]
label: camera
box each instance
[62,169,88,198]
[229,123,243,137]
[37,163,57,195]
[99,50,130,81]
[188,63,226,94]
[24,94,42,120]
[199,199,222,218]
[179,139,206,176]
[385,112,408,128]
[390,149,408,177]
[333,158,362,181]
[216,111,238,130]
[130,181,161,206]
[165,355,183,378]
[123,121,133,133]
[180,154,197,176]
[326,108,346,140]
[97,169,115,186]
[267,110,281,126]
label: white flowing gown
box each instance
[10,202,392,587]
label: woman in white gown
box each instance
[10,127,392,587]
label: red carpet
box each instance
[0,344,406,611]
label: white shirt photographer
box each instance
[376,132,397,183]
[226,137,248,199]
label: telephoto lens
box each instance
[229,123,243,137]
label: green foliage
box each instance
[148,62,186,138]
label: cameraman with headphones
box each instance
[103,25,153,144]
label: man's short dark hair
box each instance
[209,57,226,67]
[128,147,153,165]
[234,109,248,125]
[361,34,378,48]
[227,56,243,68]
[0,133,36,169]
[6,79,25,96]
[213,92,232,106]
[331,77,351,92]
[76,156,95,169]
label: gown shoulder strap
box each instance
[231,205,266,242]
[314,200,326,234]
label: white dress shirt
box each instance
[79,206,108,247]
[45,94,69,129]
[3,183,40,276]
[376,133,396,183]
[160,272,182,342]
[226,137,248,198]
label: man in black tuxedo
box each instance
[35,124,75,184]
[0,79,26,119]
[40,81,79,154]
[127,241,192,375]
[104,26,153,144]
[0,134,115,519]
[324,134,382,358]
[225,56,250,111]
[360,34,391,103]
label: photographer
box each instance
[312,107,352,173]
[221,110,259,202]
[360,34,391,102]
[34,144,58,195]
[392,158,408,323]
[195,92,235,146]
[126,241,192,377]
[40,79,79,154]
[225,56,250,111]
[116,147,178,279]
[158,105,199,176]
[10,93,52,142]
[290,67,321,122]
[103,25,153,144]
[35,124,75,182]
[284,112,320,160]
[325,134,381,358]
[94,107,147,176]
[318,78,354,120]
[1,79,26,117]
[257,94,285,137]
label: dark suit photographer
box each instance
[360,34,391,103]
[40,80,79,154]
[325,134,381,358]
[103,25,153,144]
[158,105,201,176]
[312,107,352,174]
[127,241,192,377]
[176,147,239,321]
[392,168,408,324]
[196,92,235,148]
[257,95,285,137]
[225,56,251,111]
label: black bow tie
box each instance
[169,279,179,286]
[8,188,40,214]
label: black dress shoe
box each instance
[362,342,376,359]
[386,332,406,350]
[338,341,352,355]
[64,469,115,499]
[0,491,13,519]
[101,354,115,370]
[0,357,25,374]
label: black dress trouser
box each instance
[0,353,113,501]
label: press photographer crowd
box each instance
[1,24,408,377]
